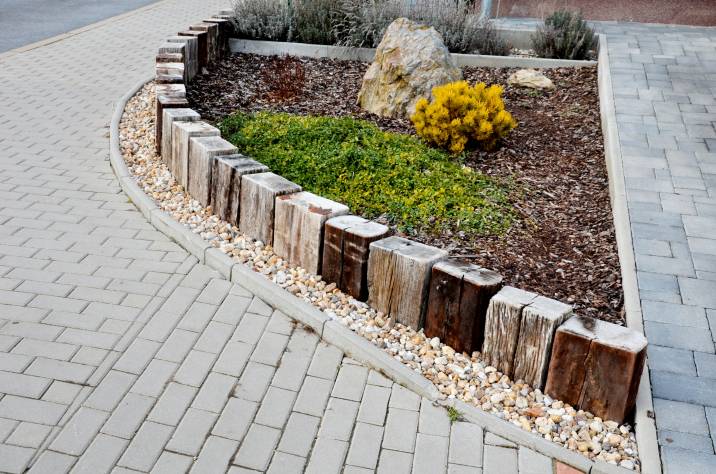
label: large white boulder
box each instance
[358,18,462,118]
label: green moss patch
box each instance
[219,111,514,237]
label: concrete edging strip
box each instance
[229,38,597,69]
[597,34,661,474]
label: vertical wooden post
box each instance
[178,30,208,70]
[367,236,447,330]
[481,286,537,376]
[187,136,237,207]
[424,261,503,354]
[190,23,219,65]
[211,155,268,226]
[166,36,198,81]
[512,296,572,389]
[171,121,219,188]
[239,173,301,245]
[161,108,200,168]
[155,83,187,156]
[545,315,647,423]
[274,192,349,274]
[322,216,390,301]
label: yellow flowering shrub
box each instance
[411,81,517,153]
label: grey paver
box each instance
[346,422,383,469]
[412,433,449,474]
[293,375,333,417]
[278,412,320,457]
[190,435,239,474]
[254,386,297,429]
[518,447,553,474]
[267,451,306,474]
[418,399,451,436]
[331,363,369,402]
[483,445,518,474]
[449,422,483,467]
[166,408,218,456]
[378,449,413,474]
[50,407,108,455]
[319,397,359,441]
[153,451,193,474]
[117,421,173,471]
[233,423,281,471]
[305,438,348,474]
[212,397,258,441]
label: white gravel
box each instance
[119,82,640,470]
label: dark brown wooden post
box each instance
[545,315,647,423]
[211,155,268,226]
[424,261,503,354]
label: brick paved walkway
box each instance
[0,2,564,473]
[601,22,716,474]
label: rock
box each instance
[507,69,555,91]
[358,18,462,118]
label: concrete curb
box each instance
[109,77,627,474]
[229,38,597,69]
[597,34,661,474]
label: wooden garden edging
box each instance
[148,5,647,434]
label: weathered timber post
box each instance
[239,173,301,245]
[165,36,198,80]
[187,137,237,207]
[367,236,447,330]
[211,155,268,226]
[190,23,219,65]
[155,83,187,156]
[202,18,231,58]
[155,62,184,84]
[171,121,219,188]
[161,108,200,168]
[482,286,538,376]
[178,30,209,70]
[512,296,572,389]
[424,261,503,355]
[545,315,647,423]
[273,192,349,274]
[323,216,391,301]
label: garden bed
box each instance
[187,53,623,325]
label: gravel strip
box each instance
[119,82,639,470]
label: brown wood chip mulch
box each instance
[187,53,624,325]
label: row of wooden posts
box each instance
[151,11,647,425]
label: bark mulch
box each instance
[187,53,623,325]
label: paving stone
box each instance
[117,421,173,471]
[190,435,239,474]
[51,407,108,455]
[389,384,421,411]
[293,375,333,417]
[653,398,710,434]
[648,345,697,375]
[101,392,155,439]
[357,384,391,426]
[305,438,348,474]
[153,451,193,474]
[645,321,715,353]
[449,422,483,467]
[0,370,51,398]
[518,447,553,474]
[148,382,196,426]
[166,408,217,456]
[26,450,76,474]
[658,429,715,453]
[278,412,320,457]
[250,331,290,367]
[212,397,258,441]
[346,422,384,469]
[254,386,297,429]
[318,397,359,441]
[84,370,136,412]
[233,423,281,471]
[382,407,419,453]
[412,433,449,474]
[213,340,252,378]
[307,342,343,380]
[130,359,178,397]
[5,422,52,449]
[0,443,38,473]
[652,371,716,406]
[235,361,274,402]
[331,363,369,402]
[662,446,716,473]
[267,451,306,474]
[418,399,451,436]
[173,349,216,387]
[0,396,65,425]
[191,371,235,413]
[378,449,413,474]
[72,434,128,474]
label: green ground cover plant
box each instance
[219,111,514,237]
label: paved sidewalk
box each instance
[0,1,563,473]
[601,22,716,474]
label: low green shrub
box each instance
[219,112,514,237]
[531,9,596,60]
